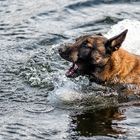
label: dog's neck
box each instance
[91,48,140,85]
[104,48,139,84]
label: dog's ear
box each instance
[105,29,128,54]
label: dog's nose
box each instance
[58,45,67,53]
[58,47,63,54]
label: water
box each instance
[0,0,140,139]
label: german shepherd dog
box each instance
[59,30,140,88]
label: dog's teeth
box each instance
[74,64,78,70]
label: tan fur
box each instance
[100,49,140,85]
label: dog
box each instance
[59,29,140,88]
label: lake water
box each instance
[0,0,140,139]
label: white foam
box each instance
[48,81,83,106]
[51,88,82,102]
[105,19,140,55]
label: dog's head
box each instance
[59,30,128,78]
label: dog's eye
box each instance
[92,44,96,50]
[82,42,88,48]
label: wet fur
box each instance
[93,48,140,85]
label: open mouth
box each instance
[66,63,79,78]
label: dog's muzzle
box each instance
[65,63,79,78]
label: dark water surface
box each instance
[0,0,140,139]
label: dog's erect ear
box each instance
[105,29,128,54]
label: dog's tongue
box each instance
[66,63,78,77]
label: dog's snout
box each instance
[58,46,66,54]
[58,47,63,53]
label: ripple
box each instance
[65,0,110,10]
[0,122,28,139]
[65,0,138,11]
[25,103,54,113]
[73,16,122,31]
[37,35,68,46]
[0,102,18,116]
